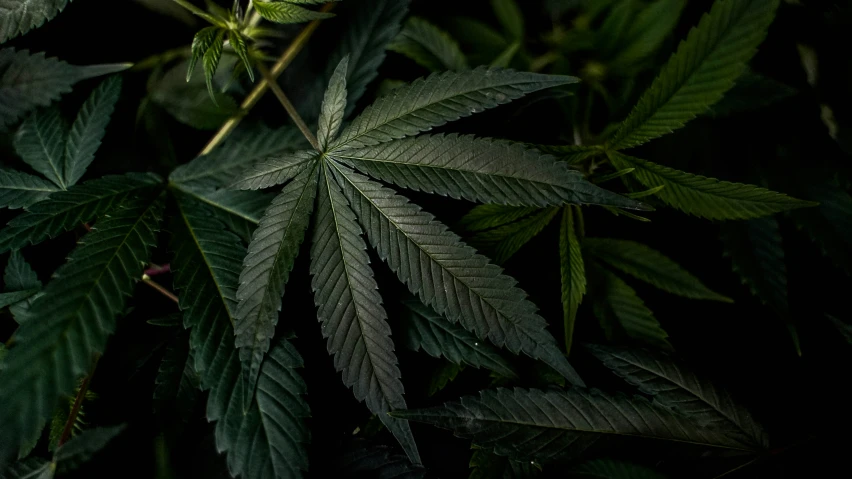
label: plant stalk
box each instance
[57,355,100,447]
[257,63,320,151]
[142,275,180,305]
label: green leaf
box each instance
[187,26,220,82]
[0,168,58,209]
[253,1,334,24]
[334,135,644,209]
[170,123,305,190]
[459,205,540,232]
[0,195,163,464]
[330,67,578,150]
[469,448,539,479]
[0,457,53,479]
[584,238,731,302]
[388,17,469,72]
[608,151,814,220]
[706,69,797,117]
[0,172,163,253]
[53,425,125,474]
[202,29,226,103]
[230,150,319,190]
[489,42,520,69]
[402,298,517,378]
[446,17,509,66]
[335,442,427,478]
[0,289,38,308]
[587,344,769,448]
[587,259,672,350]
[393,387,759,464]
[470,207,558,263]
[235,163,318,407]
[63,76,122,187]
[317,56,349,151]
[534,144,603,164]
[228,31,254,82]
[331,163,584,386]
[607,0,686,74]
[152,333,200,416]
[788,179,852,275]
[151,59,239,129]
[172,187,270,243]
[4,249,41,322]
[560,207,584,354]
[491,0,524,40]
[0,48,130,130]
[570,459,667,479]
[14,106,68,189]
[0,0,70,43]
[428,362,463,396]
[607,0,780,149]
[310,165,420,464]
[170,193,310,479]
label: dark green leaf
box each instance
[389,17,469,72]
[14,106,67,189]
[459,205,540,232]
[151,59,239,129]
[428,362,463,397]
[706,70,797,117]
[0,0,70,43]
[253,1,334,24]
[229,31,254,82]
[317,56,349,151]
[54,425,125,474]
[229,150,319,191]
[470,207,558,263]
[0,289,38,308]
[63,76,122,187]
[3,249,41,322]
[0,169,58,209]
[788,179,852,275]
[607,0,686,74]
[152,333,200,416]
[560,207,584,354]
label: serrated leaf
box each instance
[180,188,271,243]
[228,31,254,82]
[560,207,584,354]
[229,150,319,191]
[587,344,768,448]
[0,48,130,130]
[0,195,163,465]
[170,193,310,479]
[3,249,41,322]
[0,289,38,308]
[608,151,814,220]
[0,0,70,43]
[570,459,667,479]
[428,362,463,397]
[235,163,318,407]
[187,26,220,82]
[402,298,516,378]
[152,333,200,416]
[202,29,225,102]
[0,172,162,253]
[470,207,558,263]
[534,144,603,164]
[608,0,780,149]
[788,179,852,275]
[335,442,427,478]
[53,425,125,474]
[587,259,671,350]
[14,106,67,189]
[491,0,524,41]
[330,67,578,150]
[63,76,122,187]
[584,238,731,302]
[469,449,539,479]
[334,135,644,209]
[253,1,334,24]
[0,457,53,479]
[389,17,469,72]
[0,168,58,209]
[310,165,419,464]
[393,387,758,464]
[317,56,349,151]
[459,205,540,232]
[170,123,305,190]
[331,163,584,386]
[607,0,686,74]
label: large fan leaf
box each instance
[0,48,129,130]
[170,193,310,479]
[62,76,121,187]
[230,151,319,191]
[607,0,780,149]
[331,163,584,386]
[394,388,758,464]
[0,0,70,43]
[0,168,58,209]
[330,68,578,150]
[587,344,768,448]
[317,56,349,151]
[560,207,584,354]
[309,165,419,464]
[0,172,162,253]
[402,298,516,378]
[14,106,67,189]
[235,163,318,406]
[389,17,469,72]
[608,152,813,220]
[334,135,644,209]
[0,195,162,465]
[584,238,731,302]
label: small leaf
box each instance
[560,207,585,354]
[584,238,731,302]
[0,168,59,209]
[202,29,226,102]
[428,362,464,396]
[0,0,70,43]
[388,17,469,72]
[608,151,815,220]
[63,76,122,186]
[14,106,68,189]
[54,425,125,473]
[253,1,334,24]
[187,26,220,82]
[570,459,668,479]
[317,56,349,151]
[152,333,200,416]
[228,31,254,82]
[4,249,42,322]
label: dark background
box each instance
[2,0,851,477]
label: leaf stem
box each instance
[141,275,180,304]
[144,264,171,276]
[257,62,320,151]
[58,355,100,447]
[198,2,335,156]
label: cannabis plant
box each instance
[0,0,849,478]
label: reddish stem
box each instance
[58,355,100,447]
[144,264,171,276]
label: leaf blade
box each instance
[388,17,469,72]
[560,207,585,354]
[0,168,58,209]
[14,106,67,189]
[317,56,349,151]
[62,76,122,187]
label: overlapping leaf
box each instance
[14,106,67,189]
[0,169,58,209]
[469,207,558,263]
[3,250,41,322]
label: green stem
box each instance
[257,63,320,151]
[171,0,224,26]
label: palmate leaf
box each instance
[329,67,578,150]
[330,163,584,386]
[587,344,768,448]
[0,48,130,130]
[0,169,58,209]
[608,152,814,220]
[607,0,780,150]
[560,207,584,354]
[63,76,122,187]
[170,193,310,479]
[0,172,162,253]
[235,163,318,407]
[14,106,67,189]
[309,165,419,464]
[0,195,162,465]
[570,459,667,479]
[393,388,758,464]
[389,17,469,72]
[334,135,644,209]
[317,56,349,151]
[469,448,539,479]
[402,299,517,378]
[253,1,334,24]
[469,207,558,263]
[230,150,319,191]
[584,238,731,302]
[0,0,70,43]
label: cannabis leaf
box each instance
[389,17,469,72]
[14,106,67,189]
[63,76,122,187]
[0,0,71,43]
[253,1,335,25]
[606,0,686,75]
[52,425,125,474]
[393,388,759,464]
[468,207,559,263]
[152,333,199,416]
[317,56,349,150]
[561,207,585,354]
[0,169,58,209]
[587,344,769,448]
[607,0,781,149]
